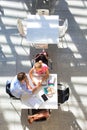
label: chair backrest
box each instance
[63,19,68,33]
[36,9,49,15]
[6,82,15,97]
[58,19,68,38]
[17,18,25,37]
[6,81,20,99]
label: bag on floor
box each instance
[58,83,69,104]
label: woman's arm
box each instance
[29,68,36,85]
[42,69,49,82]
[25,76,32,90]
[29,68,33,79]
[32,82,41,92]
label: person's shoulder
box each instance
[11,75,19,88]
[42,63,47,66]
[11,75,18,84]
[42,63,48,68]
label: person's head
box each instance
[17,72,26,83]
[34,60,43,72]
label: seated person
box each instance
[28,109,51,124]
[10,72,41,98]
[29,60,49,86]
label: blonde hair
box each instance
[34,60,42,69]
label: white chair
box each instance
[36,9,49,15]
[17,18,33,54]
[58,19,68,47]
[17,18,26,45]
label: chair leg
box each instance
[20,36,23,46]
[59,37,64,48]
[59,36,67,48]
[10,97,21,117]
[64,36,68,48]
[20,36,29,55]
[0,46,6,61]
[57,38,63,48]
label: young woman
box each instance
[29,60,49,86]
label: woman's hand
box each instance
[38,81,42,86]
[38,79,43,85]
[32,80,36,86]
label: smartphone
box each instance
[41,94,48,101]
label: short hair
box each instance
[17,72,26,81]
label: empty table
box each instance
[26,15,59,44]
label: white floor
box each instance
[0,0,87,130]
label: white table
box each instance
[21,74,58,109]
[26,15,59,44]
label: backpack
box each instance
[35,52,48,65]
[58,83,69,104]
[31,51,49,67]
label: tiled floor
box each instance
[0,0,87,130]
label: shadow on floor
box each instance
[21,108,82,130]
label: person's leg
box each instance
[28,110,50,124]
[32,111,50,119]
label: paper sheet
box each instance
[28,95,43,109]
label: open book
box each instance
[28,95,43,109]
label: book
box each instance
[44,87,48,94]
[48,77,55,86]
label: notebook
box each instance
[28,95,43,109]
[48,76,55,86]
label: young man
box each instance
[10,72,41,98]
